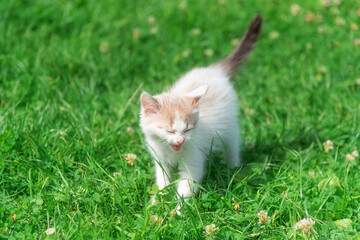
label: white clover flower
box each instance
[125,153,137,166]
[99,41,109,53]
[150,27,158,34]
[204,224,219,237]
[318,66,327,73]
[354,39,360,47]
[149,215,160,224]
[305,12,314,22]
[191,28,201,36]
[306,43,312,50]
[295,218,315,234]
[353,150,359,158]
[245,108,255,116]
[231,38,240,46]
[179,2,187,10]
[317,26,325,33]
[182,49,192,58]
[321,0,330,7]
[346,153,355,161]
[233,202,240,210]
[290,4,301,16]
[351,23,358,31]
[323,140,334,153]
[132,28,140,39]
[125,153,137,161]
[232,198,240,210]
[335,17,345,26]
[269,31,279,39]
[203,49,213,57]
[346,150,359,161]
[148,16,156,25]
[330,7,340,15]
[257,211,271,224]
[126,127,134,135]
[45,228,56,235]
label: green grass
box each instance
[1,0,360,239]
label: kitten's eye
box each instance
[184,128,192,133]
[167,130,176,134]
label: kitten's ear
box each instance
[186,85,208,106]
[140,92,160,115]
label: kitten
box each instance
[140,16,262,200]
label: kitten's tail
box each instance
[220,15,262,76]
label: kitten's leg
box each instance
[151,160,172,204]
[223,128,241,168]
[154,160,172,191]
[174,152,205,215]
[176,152,205,198]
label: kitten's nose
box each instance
[177,138,185,145]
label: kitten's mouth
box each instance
[170,144,182,151]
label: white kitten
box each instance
[140,16,262,200]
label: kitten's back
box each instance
[171,15,262,119]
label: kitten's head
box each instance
[140,85,208,151]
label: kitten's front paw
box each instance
[171,203,182,216]
[174,197,191,216]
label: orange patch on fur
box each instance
[157,95,194,125]
[141,93,198,129]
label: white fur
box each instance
[140,64,241,200]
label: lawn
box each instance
[1,0,360,239]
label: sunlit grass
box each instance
[1,0,360,239]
